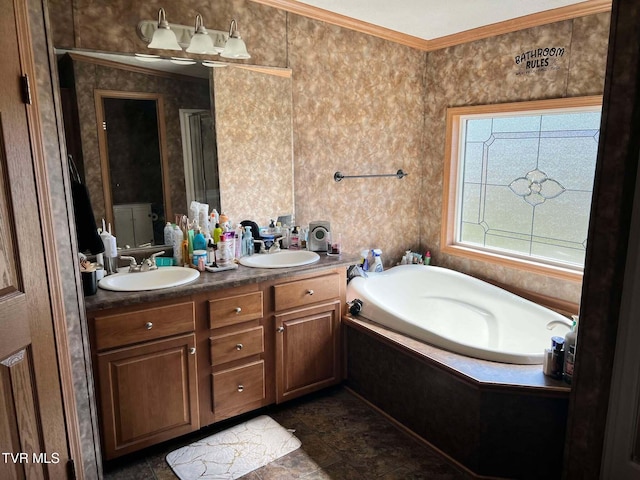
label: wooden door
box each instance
[0,0,70,478]
[275,301,341,403]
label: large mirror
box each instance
[58,50,294,251]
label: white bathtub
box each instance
[346,264,572,364]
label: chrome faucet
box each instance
[269,237,286,253]
[253,240,267,254]
[120,251,165,272]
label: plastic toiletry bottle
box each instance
[210,209,219,229]
[242,226,254,257]
[164,222,173,246]
[290,226,300,249]
[193,228,206,251]
[207,238,215,265]
[372,249,384,272]
[424,251,431,265]
[563,315,579,382]
[173,224,183,266]
[213,223,223,244]
[235,225,243,259]
[543,346,553,376]
[564,345,576,385]
[550,336,565,380]
[359,249,370,271]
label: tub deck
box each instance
[345,316,569,391]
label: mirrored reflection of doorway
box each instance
[95,91,172,247]
[180,109,220,211]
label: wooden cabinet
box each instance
[274,271,344,402]
[91,301,198,460]
[88,266,346,459]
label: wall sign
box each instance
[515,47,565,75]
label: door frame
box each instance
[12,0,86,476]
[94,90,172,236]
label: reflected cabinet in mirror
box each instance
[58,52,293,251]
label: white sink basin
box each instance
[98,266,200,292]
[239,250,320,268]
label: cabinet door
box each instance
[275,301,341,403]
[112,205,135,248]
[97,334,198,459]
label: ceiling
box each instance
[253,0,611,50]
[296,0,586,40]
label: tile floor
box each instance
[103,387,469,479]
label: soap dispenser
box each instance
[242,226,254,257]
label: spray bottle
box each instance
[372,249,384,272]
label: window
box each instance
[442,97,602,281]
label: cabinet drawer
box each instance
[209,292,263,329]
[274,273,340,311]
[213,361,265,412]
[94,302,195,351]
[210,326,264,366]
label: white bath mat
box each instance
[166,415,301,480]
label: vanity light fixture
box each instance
[186,14,215,54]
[147,8,182,51]
[220,20,251,59]
[138,11,250,59]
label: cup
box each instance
[81,270,97,296]
[327,232,341,256]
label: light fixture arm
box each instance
[228,19,240,38]
[194,13,205,34]
[157,7,170,30]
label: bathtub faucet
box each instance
[348,299,364,316]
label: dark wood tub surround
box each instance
[344,316,570,480]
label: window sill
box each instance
[441,243,583,283]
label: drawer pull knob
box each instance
[234,307,242,314]
[306,289,314,295]
[145,322,153,330]
[236,343,243,350]
[276,326,285,333]
[237,384,244,392]
[189,347,196,355]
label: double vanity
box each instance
[84,253,352,460]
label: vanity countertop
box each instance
[84,253,358,312]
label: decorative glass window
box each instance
[442,97,602,280]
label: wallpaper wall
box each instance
[47,0,610,306]
[422,13,610,305]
